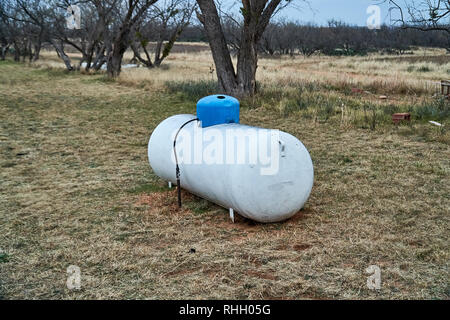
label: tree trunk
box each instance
[197,0,281,97]
[107,50,123,77]
[33,31,43,61]
[51,40,73,71]
[92,43,110,71]
[27,39,33,62]
[155,27,186,67]
[23,40,28,62]
[196,0,238,95]
[33,41,41,61]
[83,41,97,71]
[154,36,164,65]
[0,45,8,60]
[107,27,130,78]
[13,42,20,61]
[131,42,153,68]
[236,23,259,96]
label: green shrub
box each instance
[416,66,432,72]
[413,97,449,120]
[165,80,220,100]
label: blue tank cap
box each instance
[197,94,240,128]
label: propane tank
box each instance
[148,95,314,223]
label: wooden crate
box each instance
[392,113,411,124]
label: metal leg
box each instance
[168,181,172,189]
[229,208,235,223]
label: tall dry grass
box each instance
[32,46,448,97]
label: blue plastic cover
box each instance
[196,95,240,128]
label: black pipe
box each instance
[173,118,199,208]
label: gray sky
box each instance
[220,0,407,27]
[277,0,401,26]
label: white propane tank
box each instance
[148,114,314,223]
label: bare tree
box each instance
[0,2,13,60]
[196,0,296,97]
[0,0,77,68]
[106,0,160,78]
[259,22,277,55]
[388,0,449,33]
[48,1,115,71]
[0,0,46,62]
[1,0,192,73]
[130,0,195,68]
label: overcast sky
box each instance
[279,0,389,26]
[280,0,399,26]
[221,0,407,27]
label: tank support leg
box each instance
[229,208,234,223]
[168,181,172,189]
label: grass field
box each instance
[0,47,449,299]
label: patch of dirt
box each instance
[275,244,289,250]
[202,268,219,279]
[211,213,261,232]
[293,243,312,252]
[239,253,265,267]
[286,209,313,224]
[165,268,197,277]
[136,190,195,215]
[247,270,278,281]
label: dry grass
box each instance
[117,50,448,96]
[0,49,449,299]
[32,46,449,96]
